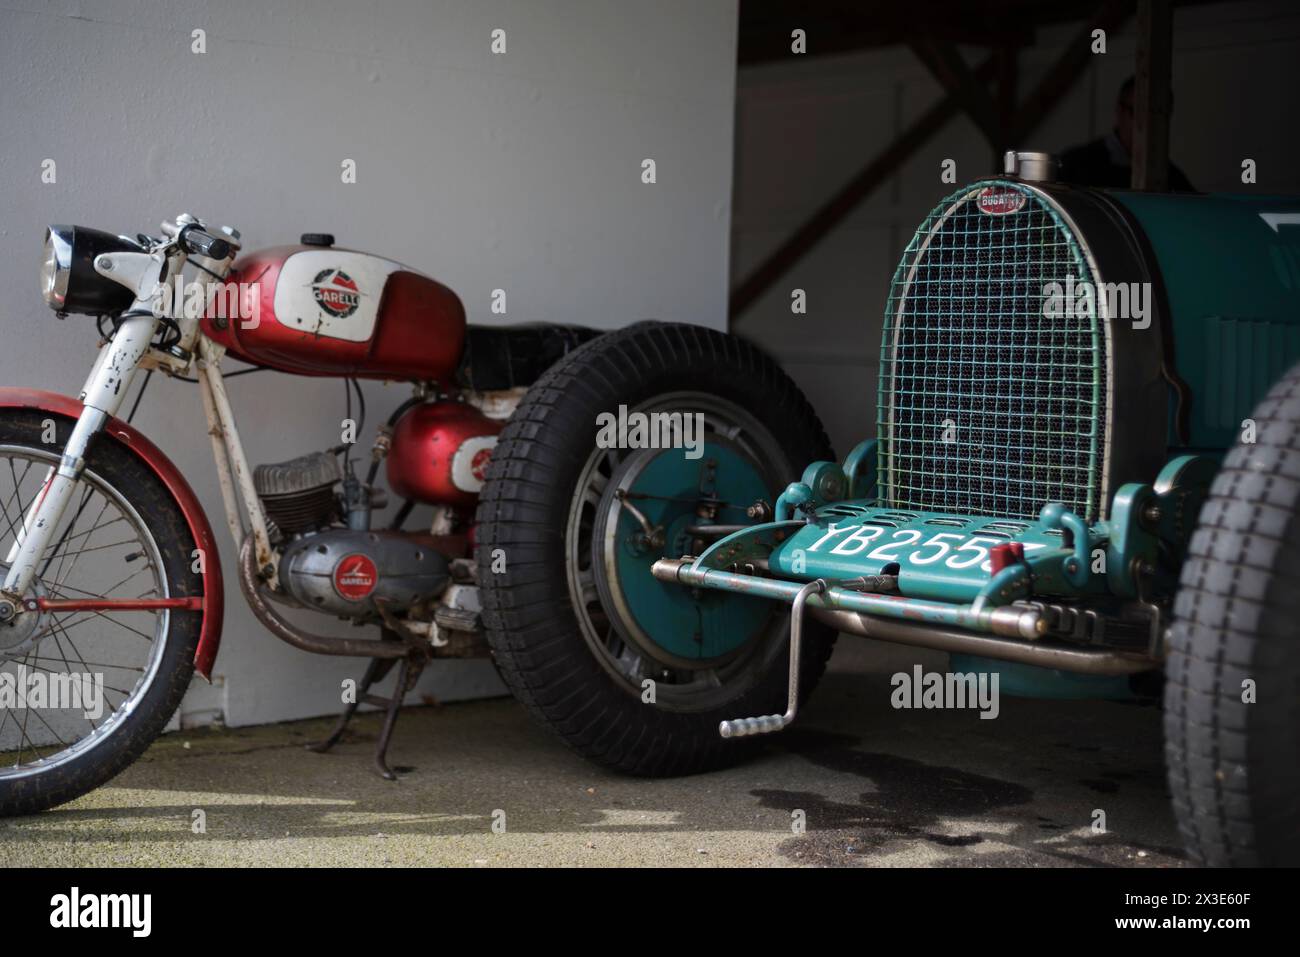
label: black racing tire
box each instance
[0,409,203,815]
[475,321,836,776]
[1165,361,1300,866]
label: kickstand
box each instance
[308,630,429,780]
[372,654,426,780]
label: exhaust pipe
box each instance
[807,608,1157,676]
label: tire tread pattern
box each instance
[1164,362,1300,866]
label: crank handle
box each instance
[720,714,788,738]
[718,578,825,739]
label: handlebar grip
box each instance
[181,226,231,261]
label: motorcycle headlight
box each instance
[40,227,73,309]
[38,225,141,316]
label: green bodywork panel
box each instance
[768,503,1084,603]
[1110,191,1300,449]
[763,448,1212,606]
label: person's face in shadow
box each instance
[1115,88,1135,154]
[1115,84,1172,157]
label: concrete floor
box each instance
[0,641,1188,867]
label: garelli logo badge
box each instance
[333,553,378,600]
[311,268,361,318]
[976,186,1027,216]
[470,447,493,483]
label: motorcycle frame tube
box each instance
[196,337,275,578]
[197,358,247,550]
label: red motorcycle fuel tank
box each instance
[387,401,502,508]
[202,244,466,381]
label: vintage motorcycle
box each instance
[0,214,831,813]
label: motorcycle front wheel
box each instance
[0,409,203,815]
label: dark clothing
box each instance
[1059,134,1195,192]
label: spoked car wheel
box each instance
[476,322,836,775]
[0,411,202,815]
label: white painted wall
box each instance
[733,0,1300,458]
[0,0,738,726]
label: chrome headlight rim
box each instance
[37,224,141,316]
[41,226,74,310]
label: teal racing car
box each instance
[476,160,1300,868]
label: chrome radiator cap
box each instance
[1003,150,1058,182]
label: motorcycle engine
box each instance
[254,451,449,618]
[254,451,342,536]
[279,528,449,617]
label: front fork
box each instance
[0,311,158,601]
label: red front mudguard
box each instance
[0,388,224,678]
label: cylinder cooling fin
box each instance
[253,451,342,535]
[877,179,1114,524]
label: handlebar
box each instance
[179,225,231,261]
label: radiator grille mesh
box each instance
[877,181,1108,522]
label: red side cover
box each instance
[0,389,224,678]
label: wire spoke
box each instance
[52,536,138,561]
[16,659,135,699]
[43,513,126,557]
[0,458,37,544]
[38,624,128,732]
[20,704,70,752]
[50,610,159,643]
[23,654,144,673]
[42,573,158,605]
[44,486,101,585]
[12,652,35,765]
[47,504,120,587]
[7,458,41,541]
